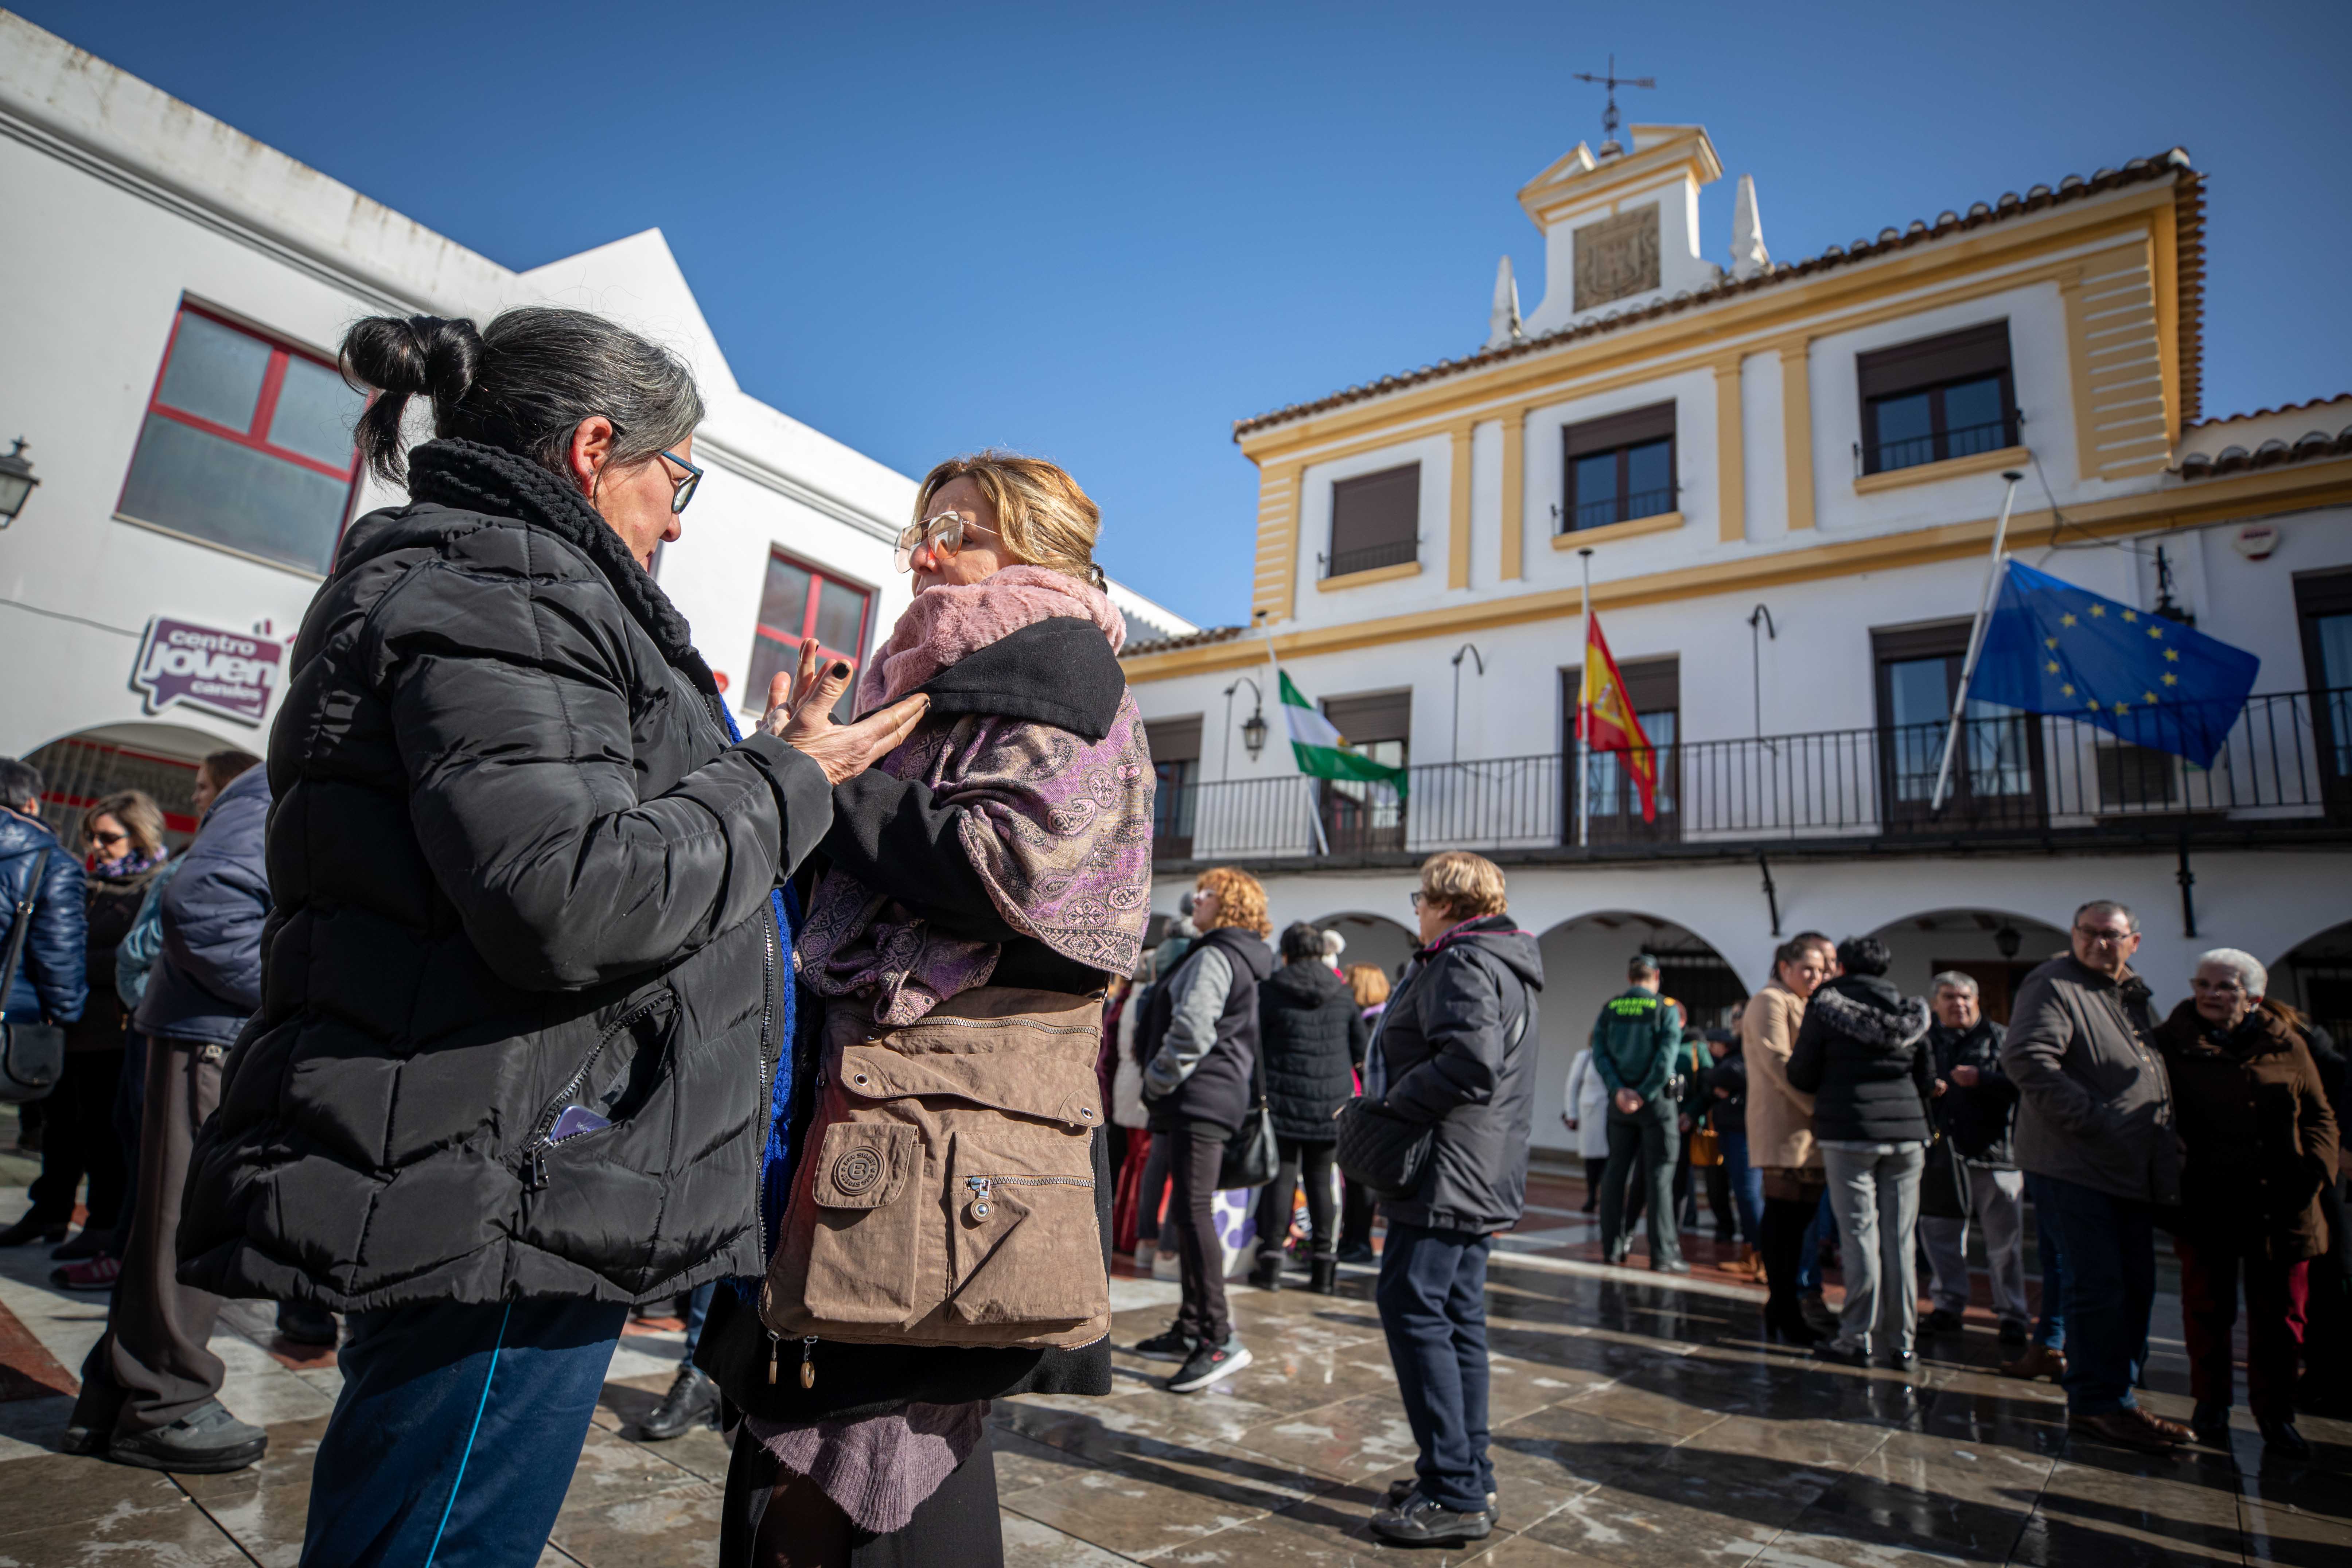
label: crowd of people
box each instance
[0,299,2342,1567]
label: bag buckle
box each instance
[965,1175,992,1221]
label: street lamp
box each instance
[0,440,38,528]
[1222,676,1266,778]
[1449,643,1485,762]
[1994,921,2022,960]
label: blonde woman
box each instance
[1132,867,1275,1392]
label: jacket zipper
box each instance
[874,1014,1097,1039]
[752,901,778,1246]
[519,995,670,1191]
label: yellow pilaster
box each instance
[1779,340,1815,531]
[1448,425,1473,590]
[1499,411,1526,580]
[1714,357,1745,543]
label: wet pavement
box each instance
[1,1137,2344,1565]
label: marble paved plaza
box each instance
[0,1136,2345,1565]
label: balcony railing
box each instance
[1153,689,2352,865]
[1863,413,2020,475]
[1320,537,1419,579]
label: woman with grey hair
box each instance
[175,308,927,1558]
[2152,947,2339,1458]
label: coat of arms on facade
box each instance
[1573,206,1660,312]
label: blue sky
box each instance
[24,0,2351,629]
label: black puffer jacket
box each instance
[1786,975,1934,1144]
[1376,914,1543,1234]
[1137,924,1276,1133]
[0,808,85,1025]
[1928,1018,2015,1164]
[179,440,830,1312]
[1258,958,1366,1143]
[136,765,269,1047]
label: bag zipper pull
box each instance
[766,1329,780,1386]
[800,1335,818,1389]
[526,1147,548,1191]
[966,1175,992,1220]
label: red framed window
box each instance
[746,552,874,720]
[118,303,367,575]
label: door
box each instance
[2295,568,2352,821]
[1318,690,1409,855]
[1873,622,2045,833]
[1560,658,1681,845]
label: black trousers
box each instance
[1168,1122,1234,1345]
[1340,1175,1376,1250]
[1254,1138,1337,1258]
[1761,1192,1823,1319]
[26,1047,127,1232]
[1581,1157,1605,1212]
[1599,1109,1681,1266]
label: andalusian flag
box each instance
[1279,670,1409,797]
[1580,614,1657,822]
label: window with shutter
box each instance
[1560,402,1677,533]
[1318,690,1410,853]
[1856,322,2018,475]
[1561,657,1679,838]
[1325,464,1420,579]
[1145,717,1203,857]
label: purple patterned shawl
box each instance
[798,696,1154,1026]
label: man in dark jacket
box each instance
[1136,868,1276,1393]
[170,309,923,1559]
[1919,972,2028,1342]
[1367,852,1541,1548]
[1999,899,2189,1454]
[1250,922,1367,1293]
[0,757,87,1149]
[67,750,266,1471]
[1589,954,1686,1272]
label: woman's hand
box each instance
[759,639,929,785]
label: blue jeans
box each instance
[303,1297,628,1567]
[2031,1175,2152,1415]
[1376,1222,1493,1515]
[1797,1191,1832,1294]
[1720,1132,1763,1247]
[2026,1173,2067,1351]
[680,1281,714,1365]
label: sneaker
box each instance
[1150,1248,1182,1281]
[639,1364,718,1441]
[1133,1240,1156,1273]
[104,1401,267,1474]
[54,1256,120,1291]
[1652,1257,1691,1275]
[51,1227,110,1261]
[1132,1324,1197,1362]
[1923,1308,1965,1335]
[1369,1492,1493,1545]
[1387,1478,1499,1524]
[1167,1336,1251,1393]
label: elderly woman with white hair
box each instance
[2152,947,2339,1459]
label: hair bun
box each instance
[340,314,482,402]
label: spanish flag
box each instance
[1580,614,1657,822]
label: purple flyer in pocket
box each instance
[548,1105,611,1143]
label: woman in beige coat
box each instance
[1744,934,1832,1343]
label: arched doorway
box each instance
[1530,912,1748,1152]
[23,722,234,851]
[2275,918,2352,1045]
[1864,908,2067,1024]
[1313,912,1417,987]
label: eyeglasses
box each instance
[85,828,129,849]
[2073,926,2135,945]
[1409,891,1429,909]
[895,511,998,574]
[601,422,700,513]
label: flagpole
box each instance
[1928,471,2025,815]
[1577,547,1594,849]
[1258,616,1331,856]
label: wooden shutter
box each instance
[1145,716,1203,764]
[1857,321,2012,400]
[1329,464,1420,556]
[1561,657,1678,714]
[1323,689,1411,745]
[1563,401,1677,458]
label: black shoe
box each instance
[2257,1416,2310,1459]
[104,1402,267,1474]
[1386,1478,1499,1524]
[2191,1401,2231,1450]
[1923,1308,1965,1335]
[1336,1241,1374,1265]
[275,1299,339,1347]
[1880,1350,1918,1370]
[51,1228,110,1261]
[1812,1341,1870,1368]
[639,1364,718,1441]
[1764,1304,1824,1346]
[1604,1242,1631,1267]
[1800,1296,1840,1337]
[1132,1324,1197,1363]
[1167,1336,1251,1393]
[1998,1318,2030,1347]
[1247,1254,1283,1292]
[1369,1492,1493,1545]
[1309,1256,1338,1295]
[0,1213,67,1248]
[60,1422,104,1457]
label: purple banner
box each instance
[131,616,285,727]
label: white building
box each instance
[0,13,1191,841]
[1121,122,2352,1151]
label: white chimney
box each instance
[1487,255,1524,349]
[1730,174,1769,281]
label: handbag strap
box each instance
[0,846,52,1023]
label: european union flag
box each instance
[1969,560,2259,769]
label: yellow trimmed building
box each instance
[1121,124,2352,1153]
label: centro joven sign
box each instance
[131,616,287,727]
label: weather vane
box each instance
[1571,55,1655,157]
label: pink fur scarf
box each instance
[858,564,1127,710]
